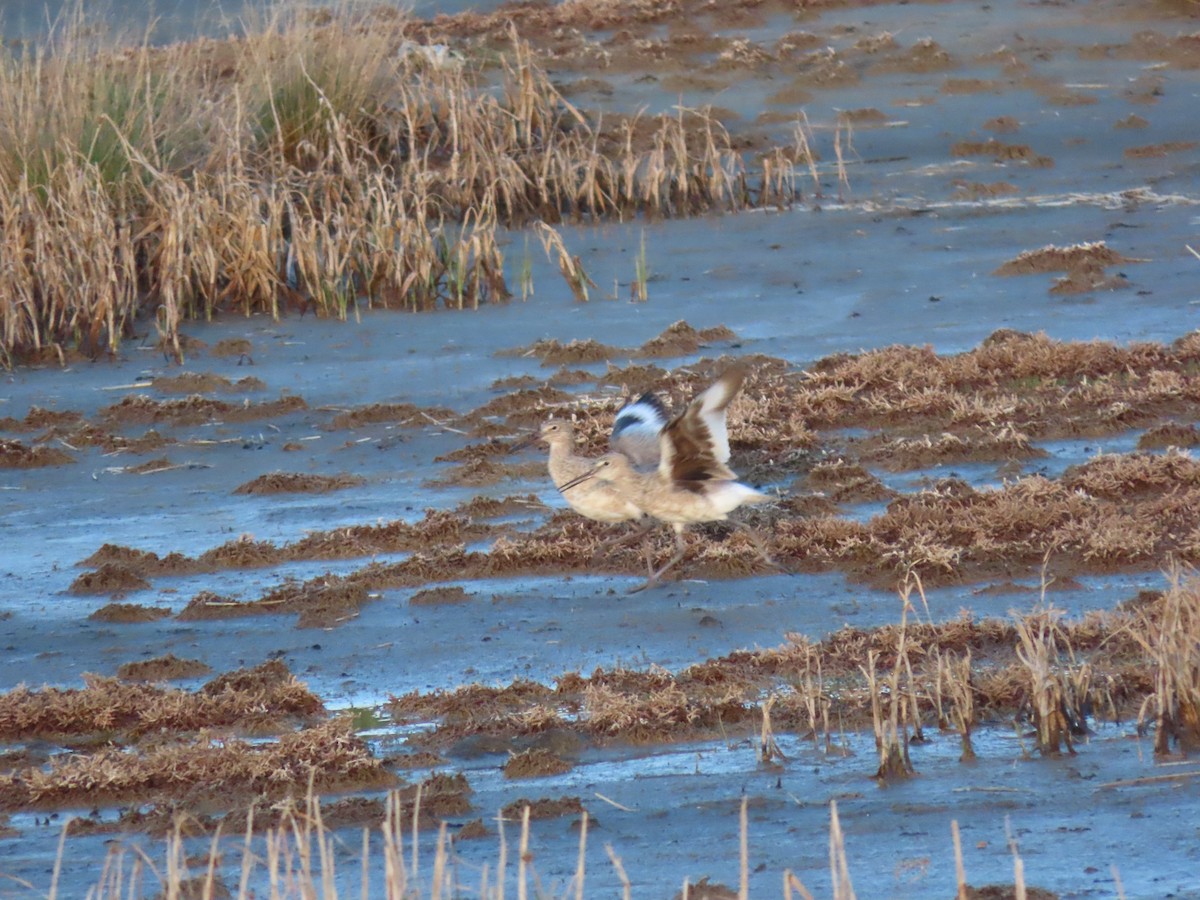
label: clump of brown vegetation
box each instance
[89,603,172,623]
[0,406,84,431]
[0,721,391,810]
[951,181,1019,201]
[0,439,74,468]
[100,395,307,427]
[117,654,213,682]
[950,138,1052,167]
[70,564,152,596]
[233,472,366,494]
[1133,574,1200,755]
[994,242,1133,276]
[0,661,323,741]
[410,586,472,606]
[151,373,265,394]
[503,748,574,778]
[1124,140,1198,159]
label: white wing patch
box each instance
[610,394,668,468]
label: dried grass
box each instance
[0,9,840,361]
[0,660,322,741]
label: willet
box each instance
[558,364,770,591]
[528,394,668,546]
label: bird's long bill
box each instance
[510,431,539,452]
[558,466,600,493]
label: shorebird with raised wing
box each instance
[557,364,769,591]
[530,393,668,535]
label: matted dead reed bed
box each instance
[0,578,1195,900]
[0,6,834,363]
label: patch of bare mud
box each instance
[117,654,213,682]
[152,373,265,394]
[100,394,306,427]
[233,472,366,494]
[0,439,74,467]
[430,458,545,487]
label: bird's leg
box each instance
[590,518,656,563]
[730,520,786,573]
[629,526,689,593]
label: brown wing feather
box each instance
[659,366,746,488]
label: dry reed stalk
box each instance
[1133,572,1200,755]
[1006,818,1027,900]
[793,113,821,197]
[784,870,816,900]
[828,800,856,900]
[951,820,968,900]
[760,693,786,763]
[862,590,916,780]
[1013,606,1086,756]
[739,796,750,900]
[941,651,977,762]
[605,844,632,900]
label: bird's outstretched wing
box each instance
[610,392,669,467]
[658,364,747,487]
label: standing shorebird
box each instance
[558,364,769,591]
[529,394,668,539]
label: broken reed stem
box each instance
[784,870,816,900]
[951,820,968,900]
[518,804,531,900]
[574,811,588,900]
[605,844,632,900]
[739,796,749,900]
[828,800,856,900]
